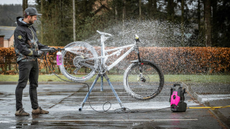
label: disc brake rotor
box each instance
[137,74,150,86]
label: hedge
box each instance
[0,47,229,75]
[137,47,230,74]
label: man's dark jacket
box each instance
[14,16,49,63]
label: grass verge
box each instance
[0,74,229,84]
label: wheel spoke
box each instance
[59,41,99,82]
[124,61,164,100]
[73,67,80,74]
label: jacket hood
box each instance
[16,16,33,27]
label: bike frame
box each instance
[102,44,135,71]
[94,31,141,72]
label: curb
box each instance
[182,82,198,101]
[182,82,230,129]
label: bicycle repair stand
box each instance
[79,73,126,111]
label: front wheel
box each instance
[123,60,164,100]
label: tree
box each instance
[204,0,211,46]
[30,0,230,47]
[153,0,157,18]
[181,0,185,46]
[40,0,43,44]
[148,0,153,17]
[167,0,175,21]
[211,0,217,46]
[123,0,126,26]
[36,0,73,46]
[73,0,76,41]
[22,0,28,13]
[139,0,141,21]
[197,0,201,35]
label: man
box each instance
[14,7,56,116]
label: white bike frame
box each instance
[95,30,137,72]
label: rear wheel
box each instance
[123,60,164,100]
[59,41,99,82]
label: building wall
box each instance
[4,35,14,47]
[0,36,4,47]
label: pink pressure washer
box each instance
[169,84,187,112]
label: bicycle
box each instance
[59,30,164,101]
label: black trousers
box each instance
[15,60,39,111]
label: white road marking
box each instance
[0,118,198,123]
[197,94,230,103]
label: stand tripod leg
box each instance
[100,76,103,91]
[79,74,100,111]
[79,73,126,111]
[104,74,125,109]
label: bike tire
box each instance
[123,60,164,100]
[59,41,99,82]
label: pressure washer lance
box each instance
[40,48,65,53]
[40,48,64,65]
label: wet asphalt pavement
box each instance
[0,81,229,129]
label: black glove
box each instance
[49,47,57,53]
[33,50,43,57]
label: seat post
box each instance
[101,34,106,66]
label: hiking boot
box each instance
[32,107,49,114]
[15,108,30,116]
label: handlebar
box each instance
[96,30,112,36]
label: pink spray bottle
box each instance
[56,51,62,65]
